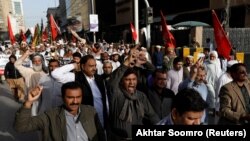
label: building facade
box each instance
[0,0,24,40]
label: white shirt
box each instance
[215,72,233,111]
[111,61,121,71]
[85,75,104,127]
[167,68,183,94]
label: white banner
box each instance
[89,14,99,32]
[0,54,10,75]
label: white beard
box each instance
[209,59,217,64]
[33,64,42,72]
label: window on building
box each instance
[14,2,22,15]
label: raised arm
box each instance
[14,49,33,77]
[14,86,46,132]
[51,63,76,83]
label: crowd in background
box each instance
[1,38,249,141]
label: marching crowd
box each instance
[1,39,250,141]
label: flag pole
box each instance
[91,0,96,43]
[134,0,139,44]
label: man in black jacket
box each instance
[51,55,109,129]
[4,54,26,102]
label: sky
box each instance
[22,0,59,28]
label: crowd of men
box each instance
[1,39,250,141]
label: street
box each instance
[0,81,39,141]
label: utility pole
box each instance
[91,0,96,43]
[144,0,151,49]
[134,0,139,44]
[224,0,230,34]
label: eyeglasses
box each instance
[239,71,247,74]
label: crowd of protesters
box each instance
[0,37,249,141]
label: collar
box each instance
[64,108,81,117]
[84,73,95,81]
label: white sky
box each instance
[22,0,59,28]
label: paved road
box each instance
[0,81,39,141]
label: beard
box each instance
[209,59,217,64]
[33,64,43,72]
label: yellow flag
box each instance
[183,47,190,58]
[193,52,199,63]
[32,24,40,47]
[236,52,244,63]
[196,47,203,53]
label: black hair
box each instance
[9,54,17,61]
[230,63,246,73]
[173,57,183,65]
[171,88,208,115]
[152,69,167,78]
[61,81,83,98]
[122,68,138,78]
[80,54,95,65]
[72,52,82,58]
[48,59,60,67]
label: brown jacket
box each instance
[219,81,250,124]
[14,105,106,141]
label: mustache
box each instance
[70,103,80,105]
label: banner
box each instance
[89,14,99,32]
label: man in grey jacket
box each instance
[14,81,106,141]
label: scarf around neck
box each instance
[119,88,144,123]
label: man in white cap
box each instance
[183,55,194,80]
[111,51,121,71]
[15,49,48,116]
[152,45,164,69]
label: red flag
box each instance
[20,29,26,42]
[50,14,60,41]
[130,22,137,41]
[72,34,77,43]
[42,28,48,41]
[160,10,176,48]
[7,15,16,45]
[212,10,232,60]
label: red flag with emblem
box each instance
[130,22,137,41]
[160,10,176,48]
[50,14,61,41]
[212,10,232,60]
[7,15,16,45]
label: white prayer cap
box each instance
[186,55,194,58]
[155,45,161,49]
[112,51,120,56]
[227,60,238,67]
[197,53,205,59]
